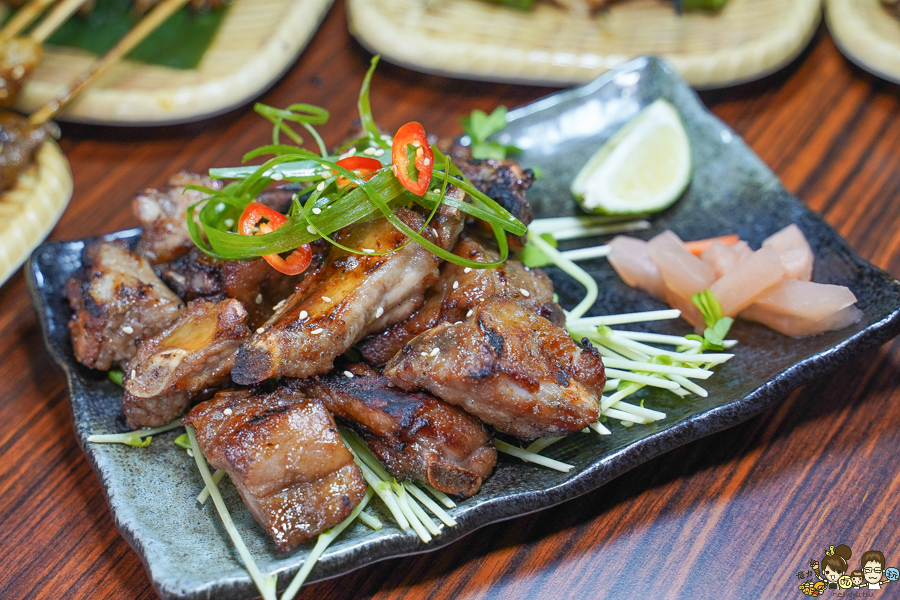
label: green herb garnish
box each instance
[187,58,526,270]
[108,368,124,387]
[689,289,734,351]
[460,106,522,160]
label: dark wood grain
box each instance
[2,4,900,599]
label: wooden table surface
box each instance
[3,3,900,599]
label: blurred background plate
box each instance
[826,0,900,85]
[348,0,820,89]
[9,0,335,125]
[0,140,72,286]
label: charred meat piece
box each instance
[184,387,367,553]
[0,109,57,192]
[65,241,184,370]
[359,235,562,365]
[132,172,224,264]
[157,247,302,329]
[292,364,496,497]
[122,299,250,428]
[447,143,535,233]
[232,208,441,384]
[385,295,604,440]
[0,39,41,107]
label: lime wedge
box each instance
[571,99,692,215]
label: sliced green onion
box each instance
[527,230,597,320]
[197,469,226,505]
[279,487,375,600]
[357,511,382,530]
[186,427,277,600]
[494,439,574,472]
[403,483,457,527]
[358,56,391,151]
[87,418,183,447]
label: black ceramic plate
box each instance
[26,57,900,600]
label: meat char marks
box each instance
[359,235,563,366]
[232,208,442,384]
[157,247,302,329]
[133,171,294,265]
[385,296,605,440]
[65,240,184,370]
[122,299,250,428]
[292,364,496,497]
[184,387,367,553]
[133,172,224,264]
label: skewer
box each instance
[28,0,91,43]
[29,0,191,125]
[0,0,58,41]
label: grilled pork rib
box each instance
[65,241,184,370]
[359,235,562,365]
[231,208,441,384]
[133,172,224,264]
[291,364,496,497]
[157,247,303,329]
[385,295,604,440]
[122,299,250,428]
[184,388,367,553]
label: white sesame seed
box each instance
[412,141,421,148]
[223,408,233,416]
[464,267,472,273]
[270,172,284,181]
[375,306,384,318]
[299,310,308,320]
[466,309,474,317]
[348,147,357,156]
[452,280,459,289]
[121,325,134,334]
[307,225,316,234]
[322,296,332,303]
[130,370,136,379]
[316,182,326,192]
[381,134,392,142]
[274,299,287,311]
[187,449,194,458]
[519,288,531,297]
[256,327,265,334]
[454,321,463,325]
[362,248,375,254]
[343,371,354,378]
[363,147,376,156]
[255,293,263,304]
[312,207,322,215]
[386,382,394,387]
[420,352,428,357]
[423,158,431,166]
[430,348,440,356]
[311,328,324,335]
[374,148,385,157]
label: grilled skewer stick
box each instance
[30,0,191,125]
[0,0,94,106]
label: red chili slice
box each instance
[238,202,312,275]
[333,156,382,187]
[391,121,433,195]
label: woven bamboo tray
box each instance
[0,140,72,286]
[347,0,821,88]
[827,0,900,84]
[8,0,334,125]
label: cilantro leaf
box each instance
[461,106,522,160]
[174,433,192,450]
[521,233,558,267]
[690,290,734,351]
